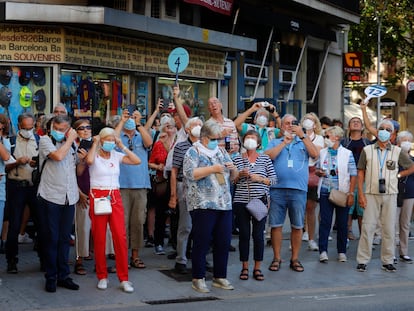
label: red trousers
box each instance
[89,189,129,281]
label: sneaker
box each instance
[319,251,328,263]
[174,262,188,274]
[145,236,155,248]
[192,278,210,293]
[120,281,134,293]
[18,233,33,244]
[154,245,165,255]
[409,232,414,240]
[338,253,347,262]
[308,240,319,251]
[373,237,381,245]
[357,263,367,272]
[400,255,413,263]
[97,278,108,290]
[212,278,234,290]
[382,264,396,272]
[328,236,333,241]
[302,232,309,241]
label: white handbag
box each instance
[93,197,112,215]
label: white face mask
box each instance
[302,119,314,130]
[19,129,34,139]
[244,138,258,150]
[400,141,412,153]
[160,115,171,126]
[256,115,268,126]
[190,125,201,138]
[324,138,335,148]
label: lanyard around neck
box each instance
[377,148,388,179]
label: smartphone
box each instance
[78,139,93,152]
[292,120,299,126]
[127,104,137,116]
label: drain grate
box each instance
[144,296,219,305]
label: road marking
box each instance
[292,293,376,300]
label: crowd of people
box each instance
[1,87,414,294]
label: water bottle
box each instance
[225,136,231,151]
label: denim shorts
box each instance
[268,188,306,229]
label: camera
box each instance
[379,178,386,193]
[330,169,337,177]
[292,120,299,126]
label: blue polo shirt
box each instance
[266,137,310,191]
[119,130,151,189]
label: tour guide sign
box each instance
[0,24,225,80]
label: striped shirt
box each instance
[172,138,193,181]
[232,154,277,203]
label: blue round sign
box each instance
[168,47,189,74]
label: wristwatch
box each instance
[299,135,306,140]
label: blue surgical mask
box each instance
[101,141,116,152]
[207,139,218,150]
[51,129,65,142]
[378,130,391,142]
[124,118,136,131]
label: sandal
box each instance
[107,266,116,273]
[253,269,264,281]
[239,268,249,280]
[74,263,87,275]
[289,259,304,272]
[130,257,146,269]
[268,259,281,272]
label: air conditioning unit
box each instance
[279,69,296,84]
[244,64,268,82]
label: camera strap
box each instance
[377,149,388,179]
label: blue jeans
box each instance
[234,202,266,262]
[269,188,306,229]
[190,209,232,279]
[38,196,74,281]
[318,189,349,254]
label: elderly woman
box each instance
[300,112,324,251]
[396,131,414,263]
[233,130,277,281]
[234,102,281,153]
[86,127,140,293]
[183,119,238,293]
[316,126,357,263]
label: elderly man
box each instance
[37,115,80,292]
[265,114,318,272]
[356,120,414,272]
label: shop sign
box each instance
[343,52,362,81]
[64,28,225,79]
[183,0,233,16]
[0,25,64,62]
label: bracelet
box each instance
[122,146,128,152]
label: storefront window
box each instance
[157,77,216,122]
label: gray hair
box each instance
[378,119,394,132]
[159,117,176,133]
[397,130,413,143]
[326,126,344,139]
[200,119,222,139]
[281,113,296,124]
[99,127,115,139]
[107,115,121,128]
[53,103,68,115]
[185,117,202,130]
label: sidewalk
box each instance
[0,221,413,310]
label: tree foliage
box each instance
[348,0,414,84]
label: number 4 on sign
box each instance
[363,85,387,104]
[168,47,189,84]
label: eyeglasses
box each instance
[379,127,392,133]
[127,138,134,151]
[76,125,92,131]
[209,138,219,142]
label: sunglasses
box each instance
[76,125,92,131]
[127,138,134,151]
[379,127,392,133]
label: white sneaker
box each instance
[120,281,134,293]
[18,233,33,244]
[338,253,347,262]
[192,278,210,293]
[308,240,319,251]
[302,232,309,241]
[319,251,328,263]
[97,278,108,290]
[373,237,381,245]
[212,278,234,290]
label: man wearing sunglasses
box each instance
[115,109,152,269]
[356,120,414,273]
